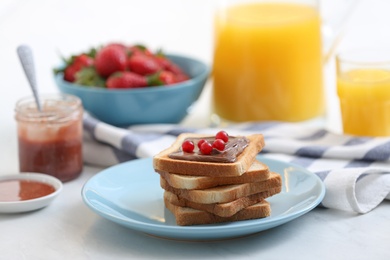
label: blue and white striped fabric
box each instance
[83,114,390,214]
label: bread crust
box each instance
[156,160,270,190]
[164,187,280,217]
[164,198,271,226]
[153,133,265,177]
[160,172,282,204]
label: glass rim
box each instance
[336,49,390,67]
[15,93,82,123]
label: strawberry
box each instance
[106,72,147,89]
[63,64,80,82]
[154,55,171,70]
[158,71,176,85]
[147,70,184,86]
[128,44,153,57]
[73,54,94,68]
[127,54,162,76]
[154,52,189,81]
[106,42,127,51]
[95,44,127,78]
[58,53,94,82]
[174,73,189,83]
[166,62,186,75]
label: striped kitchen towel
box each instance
[83,114,390,214]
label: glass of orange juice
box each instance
[212,0,324,123]
[336,51,390,136]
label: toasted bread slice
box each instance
[160,172,282,204]
[153,133,265,177]
[165,198,271,226]
[164,186,280,217]
[156,160,270,190]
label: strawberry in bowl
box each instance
[54,42,209,126]
[56,43,190,89]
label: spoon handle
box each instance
[17,45,42,111]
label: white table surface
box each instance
[1,0,390,259]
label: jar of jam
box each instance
[15,94,83,182]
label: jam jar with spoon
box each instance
[15,94,83,182]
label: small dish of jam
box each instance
[0,173,62,213]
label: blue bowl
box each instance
[54,54,209,126]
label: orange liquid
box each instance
[212,2,324,122]
[337,69,390,136]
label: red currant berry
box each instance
[197,139,207,150]
[216,130,229,143]
[200,141,213,155]
[182,140,194,153]
[212,139,226,151]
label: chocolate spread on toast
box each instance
[168,136,249,163]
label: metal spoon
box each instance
[17,45,42,111]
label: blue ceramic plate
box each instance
[82,156,325,240]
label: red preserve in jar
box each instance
[15,94,83,182]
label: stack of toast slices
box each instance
[153,133,282,226]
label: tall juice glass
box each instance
[212,0,324,122]
[337,51,390,136]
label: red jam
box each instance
[0,179,56,202]
[18,137,82,182]
[15,94,83,182]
